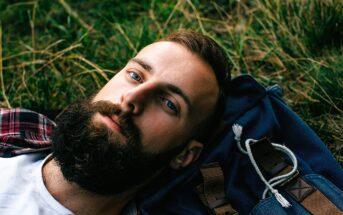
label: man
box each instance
[0,30,230,215]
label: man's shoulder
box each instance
[0,153,47,185]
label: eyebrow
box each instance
[129,57,193,113]
[130,58,153,73]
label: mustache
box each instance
[91,100,140,139]
[91,100,122,116]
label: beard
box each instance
[51,99,179,195]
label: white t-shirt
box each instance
[0,153,73,215]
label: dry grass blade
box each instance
[114,23,137,54]
[3,59,47,70]
[66,54,109,82]
[14,43,83,92]
[0,24,11,108]
[149,0,163,37]
[34,43,83,73]
[185,0,205,33]
[29,1,37,54]
[161,0,183,37]
[58,0,94,32]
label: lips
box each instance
[109,115,122,131]
[99,114,122,133]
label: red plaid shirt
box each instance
[0,108,55,157]
[0,108,139,215]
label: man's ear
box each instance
[169,140,203,170]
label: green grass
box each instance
[0,0,342,163]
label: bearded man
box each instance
[0,30,230,215]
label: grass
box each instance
[0,0,342,164]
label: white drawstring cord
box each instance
[245,139,292,208]
[232,124,247,154]
[262,144,298,199]
[232,124,297,208]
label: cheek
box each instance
[136,110,186,152]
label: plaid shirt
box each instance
[0,108,138,215]
[0,108,55,157]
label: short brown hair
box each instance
[161,29,231,95]
[161,30,231,143]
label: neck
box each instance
[42,157,136,215]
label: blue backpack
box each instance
[136,75,343,215]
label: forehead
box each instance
[133,41,219,118]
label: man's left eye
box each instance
[129,71,142,82]
[161,97,179,114]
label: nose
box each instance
[120,82,157,115]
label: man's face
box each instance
[93,41,219,153]
[52,41,219,195]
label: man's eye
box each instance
[129,71,142,82]
[161,97,179,114]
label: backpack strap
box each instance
[195,120,238,215]
[196,162,238,215]
[285,178,342,214]
[250,138,343,215]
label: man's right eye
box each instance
[128,71,143,83]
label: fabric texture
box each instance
[0,108,55,157]
[0,153,73,215]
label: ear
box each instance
[169,140,203,170]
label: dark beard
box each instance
[51,99,178,195]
